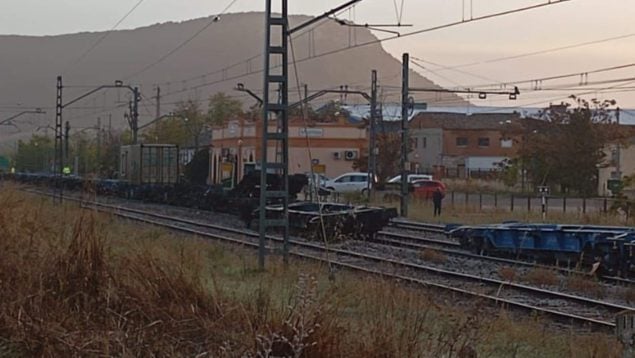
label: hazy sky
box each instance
[2,0,635,107]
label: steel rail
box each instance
[384,224,635,286]
[71,197,628,328]
[23,190,629,329]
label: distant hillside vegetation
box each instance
[0,12,465,145]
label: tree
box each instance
[518,97,624,196]
[353,132,412,183]
[208,92,243,125]
[141,116,190,146]
[177,99,208,149]
[315,100,350,122]
[14,135,54,172]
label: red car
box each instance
[411,179,446,199]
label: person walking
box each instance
[432,187,445,217]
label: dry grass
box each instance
[498,267,518,282]
[566,274,605,299]
[522,268,560,287]
[419,248,447,264]
[0,186,625,357]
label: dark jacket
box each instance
[432,190,444,204]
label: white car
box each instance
[388,174,433,184]
[324,172,374,194]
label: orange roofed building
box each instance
[208,116,368,185]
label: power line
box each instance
[471,62,635,89]
[147,3,357,91]
[410,56,503,85]
[124,0,242,80]
[147,1,574,102]
[62,0,147,75]
[429,31,635,73]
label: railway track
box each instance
[28,190,633,331]
[386,220,635,286]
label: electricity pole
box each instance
[259,0,362,270]
[155,86,161,120]
[64,121,70,170]
[368,70,378,198]
[616,107,621,181]
[55,76,63,177]
[97,117,102,172]
[400,53,410,217]
[399,53,520,217]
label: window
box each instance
[335,175,351,183]
[352,175,368,183]
[414,137,418,149]
[500,139,513,148]
[478,137,490,147]
[456,137,468,147]
[422,137,427,148]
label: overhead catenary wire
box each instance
[466,62,635,90]
[62,0,147,75]
[430,31,635,73]
[124,0,243,80]
[139,0,574,102]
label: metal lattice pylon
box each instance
[259,0,290,269]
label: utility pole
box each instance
[616,107,621,181]
[399,55,520,216]
[400,53,410,217]
[368,70,378,199]
[260,0,290,269]
[132,87,140,144]
[55,76,63,177]
[155,86,161,120]
[64,121,70,170]
[258,0,361,270]
[97,117,102,172]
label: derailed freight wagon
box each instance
[120,144,179,185]
[254,202,398,241]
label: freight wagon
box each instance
[120,144,179,185]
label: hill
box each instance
[0,12,465,147]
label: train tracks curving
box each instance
[27,190,633,331]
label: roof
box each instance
[410,112,523,130]
[343,104,635,124]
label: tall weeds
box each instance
[0,188,624,357]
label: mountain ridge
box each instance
[0,12,465,147]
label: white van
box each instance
[387,174,433,184]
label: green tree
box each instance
[208,92,243,125]
[141,99,207,148]
[141,116,190,146]
[520,98,623,195]
[14,135,54,172]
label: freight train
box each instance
[5,144,397,241]
[448,222,635,277]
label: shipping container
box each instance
[120,144,179,185]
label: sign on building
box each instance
[312,164,326,174]
[298,127,324,137]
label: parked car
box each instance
[324,172,375,194]
[411,179,446,199]
[388,174,433,184]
